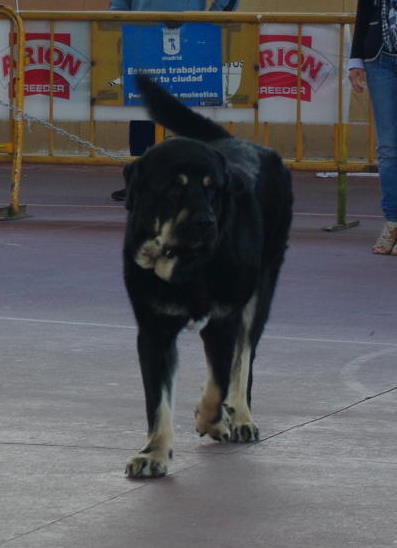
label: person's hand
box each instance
[348,68,366,93]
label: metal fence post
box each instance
[0,3,26,220]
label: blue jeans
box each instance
[365,52,397,222]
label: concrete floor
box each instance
[0,164,396,548]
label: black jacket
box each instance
[350,0,383,60]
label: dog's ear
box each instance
[123,160,141,211]
[214,150,248,195]
[214,150,231,189]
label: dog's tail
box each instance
[135,74,231,142]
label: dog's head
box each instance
[123,137,229,284]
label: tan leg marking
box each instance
[195,369,232,442]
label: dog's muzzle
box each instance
[134,213,217,283]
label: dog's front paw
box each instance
[195,403,232,442]
[227,406,259,442]
[231,422,259,442]
[125,450,170,479]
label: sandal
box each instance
[372,221,397,255]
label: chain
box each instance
[0,97,128,163]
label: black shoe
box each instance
[111,188,126,201]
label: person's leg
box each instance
[366,53,397,222]
[365,53,397,253]
[111,121,155,201]
[129,120,155,156]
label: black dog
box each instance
[123,74,293,478]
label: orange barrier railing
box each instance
[0,9,376,228]
[0,4,26,220]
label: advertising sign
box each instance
[258,24,351,124]
[91,21,257,111]
[122,23,222,106]
[0,21,91,121]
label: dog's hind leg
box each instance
[225,265,286,442]
[197,295,261,444]
[125,324,180,479]
[224,294,260,442]
[196,315,240,442]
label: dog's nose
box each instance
[162,245,176,259]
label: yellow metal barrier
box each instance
[0,10,378,228]
[0,4,26,220]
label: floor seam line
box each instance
[0,486,146,546]
[0,441,139,451]
[255,385,397,445]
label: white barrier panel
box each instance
[258,24,351,124]
[0,19,350,126]
[0,19,12,120]
[0,20,90,121]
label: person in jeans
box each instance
[349,0,397,255]
[109,0,240,201]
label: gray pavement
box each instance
[0,165,396,548]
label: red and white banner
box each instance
[0,21,90,121]
[258,24,351,124]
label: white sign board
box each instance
[0,20,90,122]
[258,24,351,124]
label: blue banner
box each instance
[122,23,222,107]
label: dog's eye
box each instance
[202,176,212,187]
[176,174,189,186]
